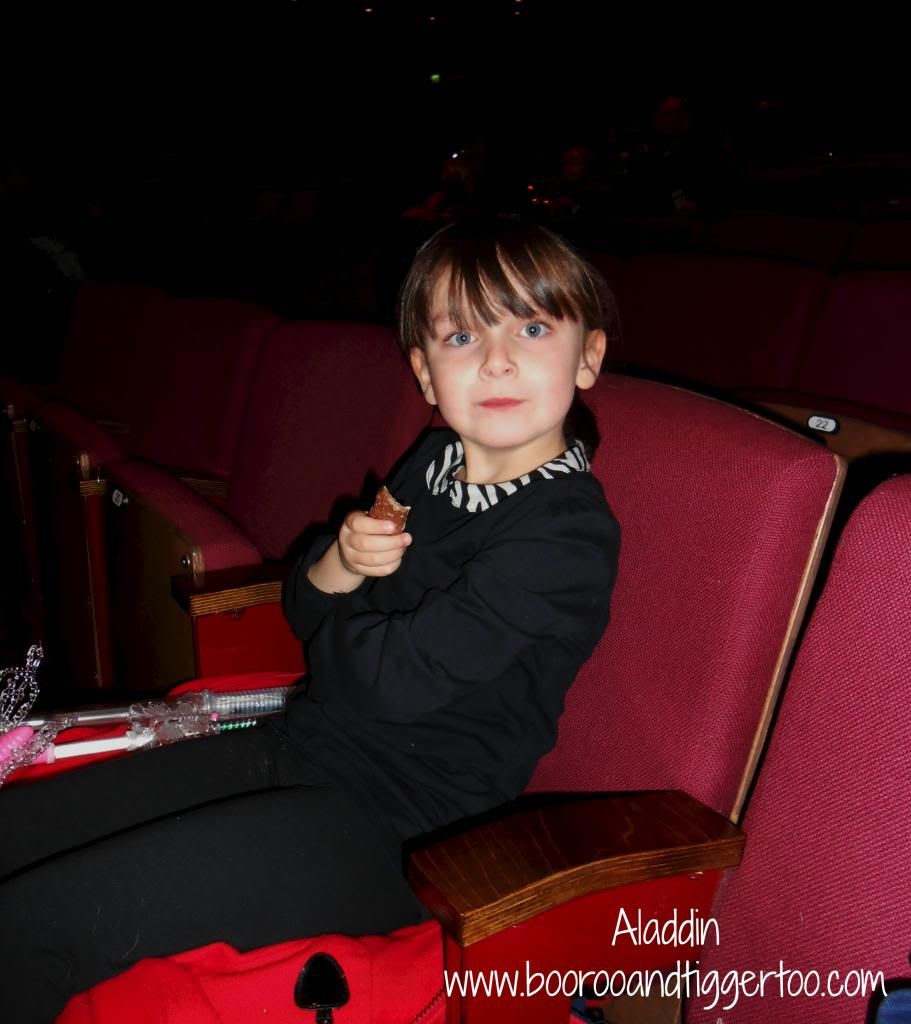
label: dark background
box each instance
[2,2,908,359]
[4,2,907,213]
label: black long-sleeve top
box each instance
[279,428,620,839]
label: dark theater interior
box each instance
[0,3,909,1022]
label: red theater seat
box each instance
[594,217,706,256]
[527,375,843,819]
[0,282,169,652]
[746,270,911,458]
[703,217,854,271]
[126,297,280,481]
[52,281,172,427]
[580,249,624,296]
[32,297,278,689]
[616,253,830,393]
[103,320,433,690]
[795,271,911,426]
[687,473,911,1024]
[1,280,168,425]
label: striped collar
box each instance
[425,439,591,512]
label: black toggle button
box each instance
[294,952,350,1022]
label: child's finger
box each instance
[357,566,403,579]
[345,510,400,535]
[343,547,405,571]
[345,552,404,577]
[339,548,405,581]
[344,531,410,555]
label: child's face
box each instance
[409,273,605,483]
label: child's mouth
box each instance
[480,398,523,409]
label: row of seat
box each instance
[1,285,432,690]
[6,221,910,462]
[577,215,911,271]
[2,268,907,695]
[589,250,911,456]
[14,377,909,1023]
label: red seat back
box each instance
[580,250,625,295]
[846,219,911,268]
[55,281,169,425]
[617,254,829,392]
[795,270,911,422]
[130,298,280,478]
[703,217,853,271]
[226,321,433,560]
[529,374,844,817]
[688,474,911,1024]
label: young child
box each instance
[0,216,620,1023]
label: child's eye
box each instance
[445,330,474,347]
[519,321,550,339]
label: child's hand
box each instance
[338,511,412,578]
[307,511,412,594]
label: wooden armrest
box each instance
[406,789,744,946]
[172,562,289,616]
[754,402,911,460]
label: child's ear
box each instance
[575,329,606,390]
[409,347,438,406]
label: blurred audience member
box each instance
[402,141,489,224]
[627,94,726,216]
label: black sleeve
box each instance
[308,488,619,722]
[282,533,342,643]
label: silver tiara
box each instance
[0,644,43,733]
[0,646,79,786]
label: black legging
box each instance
[0,726,429,1024]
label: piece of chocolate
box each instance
[368,486,411,533]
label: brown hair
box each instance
[396,216,616,355]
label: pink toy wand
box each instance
[0,645,291,785]
[0,715,260,772]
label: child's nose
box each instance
[480,339,516,377]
